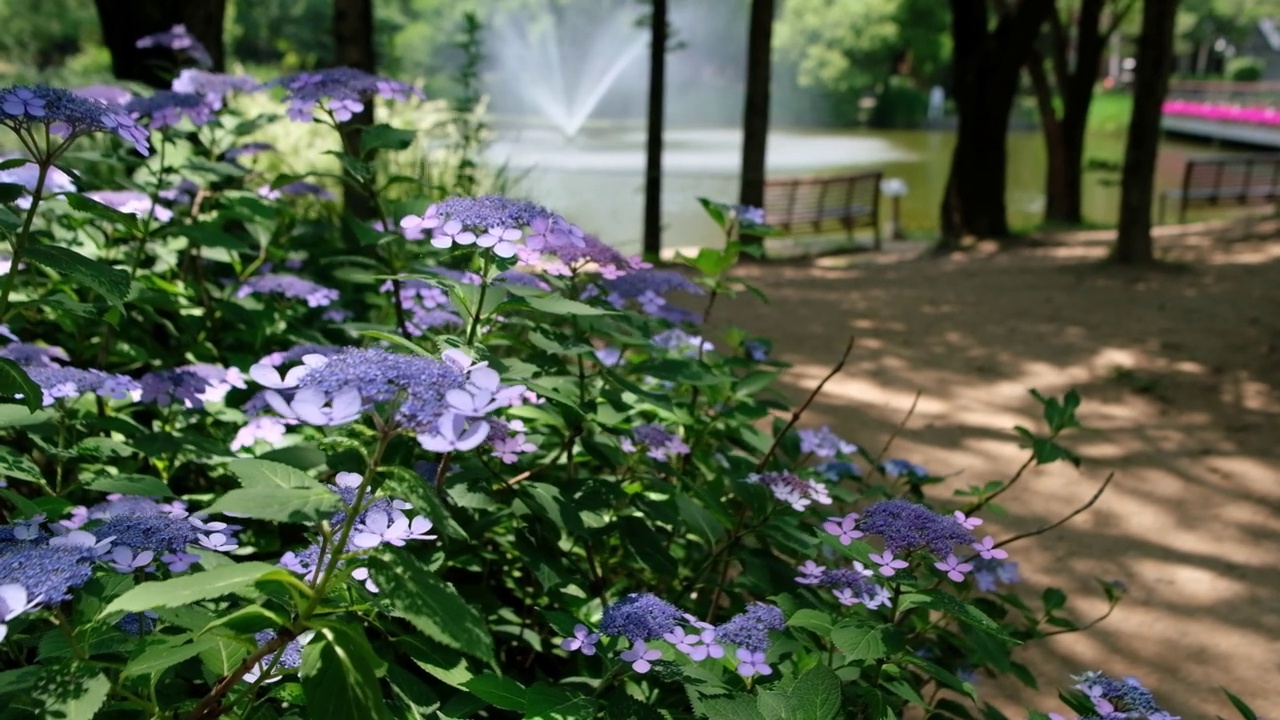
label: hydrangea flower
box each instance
[858,498,976,556]
[221,142,275,164]
[1071,672,1178,720]
[0,583,35,641]
[972,536,1008,560]
[351,509,436,549]
[518,230,641,279]
[272,67,420,123]
[117,610,158,636]
[0,536,99,604]
[714,602,784,654]
[742,470,832,511]
[870,551,910,576]
[933,554,974,583]
[560,624,598,656]
[170,69,261,108]
[72,84,133,105]
[815,460,862,481]
[953,510,984,530]
[798,426,858,458]
[735,647,772,678]
[822,512,863,545]
[882,458,929,479]
[621,423,690,462]
[94,512,200,557]
[0,84,150,156]
[24,364,140,406]
[138,367,225,408]
[236,273,340,308]
[807,563,881,607]
[651,329,713,357]
[971,558,1020,592]
[256,181,335,201]
[135,24,213,68]
[400,195,558,259]
[600,592,682,643]
[379,278,462,335]
[126,91,215,129]
[108,546,156,573]
[490,420,537,464]
[620,640,662,673]
[83,190,173,222]
[795,560,825,585]
[0,156,76,209]
[243,630,315,684]
[231,415,292,452]
[598,269,704,322]
[0,340,69,366]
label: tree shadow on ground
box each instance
[710,223,1280,718]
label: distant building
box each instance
[1241,18,1280,80]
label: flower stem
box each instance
[0,160,49,321]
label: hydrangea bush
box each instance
[0,71,1262,720]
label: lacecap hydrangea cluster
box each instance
[561,593,786,678]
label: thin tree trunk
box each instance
[940,0,1053,247]
[1027,55,1073,223]
[739,0,774,248]
[333,0,379,238]
[643,0,668,258]
[1114,0,1180,265]
[93,0,226,87]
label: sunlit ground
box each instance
[712,217,1280,717]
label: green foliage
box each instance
[869,76,928,129]
[1225,56,1264,82]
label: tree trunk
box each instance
[739,0,775,247]
[93,0,226,87]
[1113,0,1180,265]
[1027,55,1074,223]
[643,0,668,258]
[940,0,1053,247]
[333,0,379,236]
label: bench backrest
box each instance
[764,171,882,229]
[1183,155,1280,197]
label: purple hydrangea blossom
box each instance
[882,458,929,478]
[489,419,537,464]
[158,179,200,206]
[870,551,910,576]
[650,328,713,358]
[401,195,556,258]
[272,67,420,123]
[379,278,463,335]
[72,85,133,105]
[221,142,274,164]
[560,624,599,656]
[815,460,862,481]
[138,367,225,408]
[858,498,976,557]
[24,364,140,406]
[715,603,785,654]
[170,69,261,109]
[126,91,214,129]
[0,535,99,604]
[0,85,150,156]
[735,647,772,678]
[598,269,704,322]
[83,190,173,223]
[742,470,833,511]
[236,273,340,307]
[972,536,1008,560]
[620,640,662,673]
[934,554,974,583]
[0,340,69,366]
[116,610,158,636]
[231,415,292,452]
[0,156,76,209]
[243,630,315,684]
[622,423,690,462]
[93,513,200,556]
[599,592,682,643]
[953,510,984,530]
[798,426,858,458]
[135,25,213,68]
[823,512,864,545]
[1071,672,1179,720]
[971,558,1020,592]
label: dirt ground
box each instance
[712,218,1280,718]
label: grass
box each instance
[1087,91,1133,134]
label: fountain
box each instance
[490,3,647,138]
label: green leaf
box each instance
[1222,688,1259,720]
[203,486,340,523]
[899,590,1016,641]
[0,359,41,412]
[258,444,327,471]
[519,293,613,316]
[123,634,219,677]
[788,663,841,720]
[66,192,140,229]
[0,182,26,204]
[0,404,51,427]
[676,492,726,544]
[462,674,526,712]
[700,695,767,720]
[35,664,110,720]
[102,561,278,615]
[85,473,171,497]
[830,622,893,661]
[757,691,798,720]
[369,552,494,663]
[360,124,418,154]
[524,682,593,719]
[0,446,43,483]
[360,330,432,356]
[225,458,323,490]
[521,482,585,536]
[301,623,392,720]
[787,609,835,637]
[0,487,42,517]
[25,245,131,307]
[198,637,248,676]
[1041,587,1067,613]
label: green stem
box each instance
[465,256,493,346]
[0,160,49,321]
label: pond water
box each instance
[487,121,1245,255]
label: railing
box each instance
[1166,80,1280,108]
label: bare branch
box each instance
[755,335,855,472]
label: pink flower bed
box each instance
[1162,99,1280,127]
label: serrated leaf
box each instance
[25,245,130,307]
[525,682,593,719]
[700,695,767,720]
[519,293,613,316]
[369,552,493,663]
[301,623,392,720]
[102,561,278,615]
[0,358,41,412]
[899,590,1015,641]
[85,473,170,497]
[462,674,525,712]
[360,124,418,154]
[521,482,585,535]
[35,664,110,720]
[66,192,140,228]
[0,446,42,483]
[789,664,841,720]
[757,691,796,720]
[123,634,218,677]
[830,622,892,661]
[203,486,339,523]
[787,609,834,636]
[225,458,323,490]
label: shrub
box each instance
[1225,56,1264,82]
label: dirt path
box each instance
[712,220,1280,718]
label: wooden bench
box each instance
[1159,154,1280,224]
[764,171,883,249]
